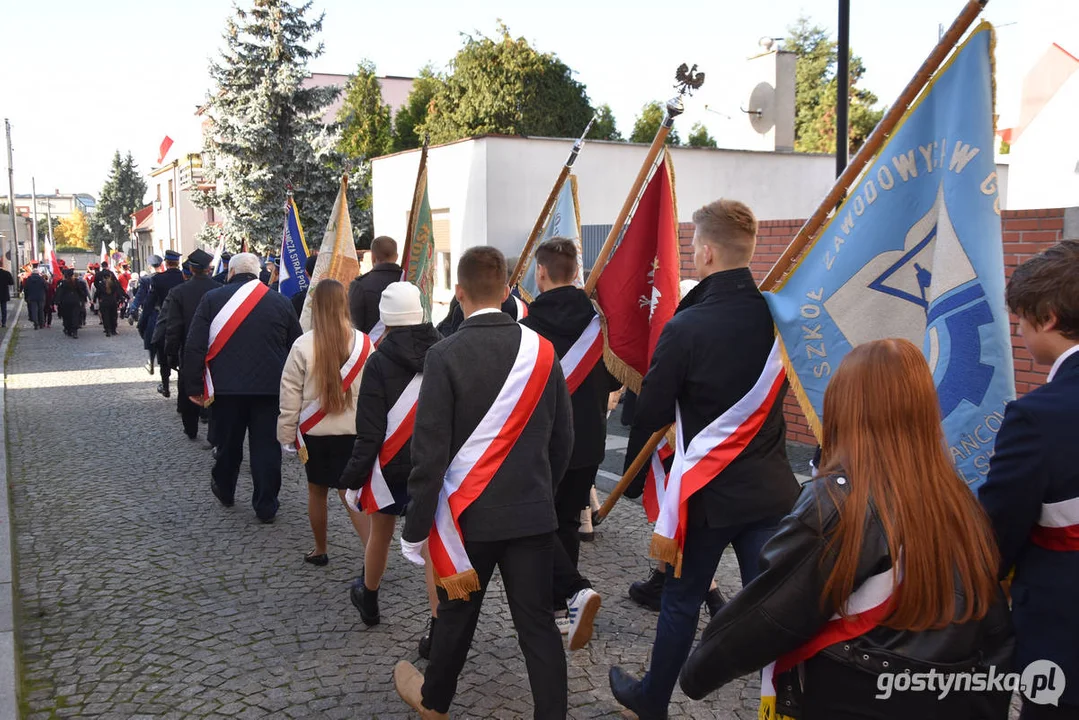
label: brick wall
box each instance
[677,208,1068,444]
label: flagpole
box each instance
[509,115,597,288]
[600,1,990,520]
[400,135,430,278]
[760,0,989,291]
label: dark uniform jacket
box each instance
[520,285,621,469]
[682,474,1014,718]
[22,273,46,302]
[348,262,402,333]
[55,279,88,308]
[403,312,573,544]
[979,350,1079,708]
[339,323,442,492]
[436,294,525,337]
[142,268,185,351]
[626,268,799,528]
[164,274,221,366]
[212,269,229,285]
[183,273,302,397]
[0,269,14,303]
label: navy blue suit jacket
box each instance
[979,350,1079,707]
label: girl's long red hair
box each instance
[819,338,999,631]
[310,280,352,416]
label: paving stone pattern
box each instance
[8,317,771,719]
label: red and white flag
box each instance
[295,331,371,463]
[359,374,423,513]
[157,136,174,165]
[595,149,680,392]
[652,340,787,575]
[427,327,556,600]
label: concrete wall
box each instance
[1005,71,1079,210]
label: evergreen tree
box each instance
[786,16,884,154]
[392,66,442,152]
[90,150,148,250]
[196,0,342,253]
[629,101,681,145]
[686,122,717,148]
[337,59,394,246]
[421,24,594,143]
[587,104,622,141]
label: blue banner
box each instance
[279,196,309,298]
[766,24,1013,488]
[519,175,584,302]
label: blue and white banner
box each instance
[766,23,1013,488]
[519,175,584,302]
[279,196,310,298]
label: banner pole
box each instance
[509,115,597,289]
[595,426,670,522]
[400,135,430,278]
[760,0,989,291]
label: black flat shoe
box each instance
[609,667,667,720]
[304,551,328,567]
[157,383,170,398]
[210,481,234,508]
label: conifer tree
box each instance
[196,0,341,253]
[91,150,148,249]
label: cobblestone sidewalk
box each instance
[7,317,762,719]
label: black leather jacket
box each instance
[681,474,1014,718]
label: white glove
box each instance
[402,538,427,566]
[344,488,361,512]
[282,443,297,454]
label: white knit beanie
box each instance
[380,281,424,327]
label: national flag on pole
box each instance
[300,175,360,331]
[278,195,310,299]
[44,236,61,279]
[210,238,225,277]
[403,164,435,321]
[519,175,585,302]
[100,242,108,266]
[158,136,174,165]
[764,23,1012,489]
[595,150,680,393]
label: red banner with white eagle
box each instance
[595,150,680,393]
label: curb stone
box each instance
[0,299,24,720]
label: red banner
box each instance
[595,151,680,392]
[157,136,174,165]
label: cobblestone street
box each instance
[6,314,775,719]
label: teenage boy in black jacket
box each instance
[520,238,621,651]
[349,235,402,333]
[610,199,799,720]
[393,247,573,720]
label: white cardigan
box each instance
[277,329,365,445]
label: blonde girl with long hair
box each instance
[279,279,371,565]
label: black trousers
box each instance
[423,532,567,719]
[1021,702,1079,719]
[60,304,80,335]
[210,395,282,520]
[552,465,596,606]
[176,373,200,438]
[100,301,118,334]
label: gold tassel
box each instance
[774,331,823,443]
[649,533,679,570]
[297,445,308,464]
[435,569,481,601]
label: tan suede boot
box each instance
[394,661,449,719]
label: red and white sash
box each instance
[427,327,555,600]
[1030,497,1079,552]
[359,373,423,513]
[651,339,786,575]
[204,279,270,402]
[642,437,675,523]
[560,314,604,395]
[369,319,386,347]
[295,331,371,463]
[513,295,529,320]
[759,563,900,720]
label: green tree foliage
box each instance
[337,59,394,245]
[196,0,342,253]
[786,16,885,154]
[629,101,681,145]
[686,122,717,148]
[36,216,60,243]
[421,24,594,143]
[90,151,148,249]
[392,66,442,152]
[587,104,621,141]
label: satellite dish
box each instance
[747,82,777,134]
[122,241,132,253]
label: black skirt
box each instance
[301,434,355,489]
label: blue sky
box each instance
[3,0,1074,201]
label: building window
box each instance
[168,179,174,208]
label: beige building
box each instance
[147,153,217,257]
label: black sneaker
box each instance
[157,383,170,398]
[628,568,666,611]
[705,588,727,619]
[418,616,436,659]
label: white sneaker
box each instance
[555,610,570,635]
[566,588,601,650]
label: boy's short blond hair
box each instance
[692,199,758,266]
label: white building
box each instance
[148,153,215,258]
